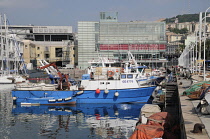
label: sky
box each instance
[0,0,209,32]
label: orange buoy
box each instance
[116,69,119,72]
[107,70,114,77]
[121,68,124,73]
[96,88,100,94]
[95,114,100,120]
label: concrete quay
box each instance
[177,76,210,139]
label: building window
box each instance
[45,46,49,51]
[45,54,49,58]
[37,47,40,50]
[37,54,40,57]
[25,45,28,48]
[55,48,62,57]
[45,35,50,41]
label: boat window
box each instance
[98,64,102,67]
[121,74,126,79]
[106,82,110,84]
[138,68,143,72]
[78,81,81,87]
[100,82,104,84]
[127,74,133,79]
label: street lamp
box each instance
[203,7,210,81]
[190,43,195,73]
[192,43,195,74]
[195,30,198,73]
[200,7,210,81]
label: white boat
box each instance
[0,74,27,84]
[124,51,160,85]
[15,82,58,91]
[0,75,14,83]
[0,14,28,84]
[88,51,157,86]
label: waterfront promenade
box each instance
[177,76,210,138]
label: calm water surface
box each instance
[0,84,145,139]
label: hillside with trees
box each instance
[164,13,210,23]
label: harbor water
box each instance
[0,84,145,139]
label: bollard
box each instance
[192,123,205,133]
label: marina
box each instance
[2,68,210,138]
[0,2,210,138]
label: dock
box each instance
[151,68,210,138]
[177,75,210,138]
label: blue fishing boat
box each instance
[12,52,157,105]
[12,71,156,105]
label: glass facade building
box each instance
[78,12,167,69]
[78,21,99,69]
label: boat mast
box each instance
[0,14,3,75]
[4,14,9,75]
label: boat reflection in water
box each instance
[12,103,145,138]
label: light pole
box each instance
[199,12,202,74]
[190,43,194,73]
[195,30,198,73]
[200,7,210,81]
[203,7,210,81]
[192,43,195,74]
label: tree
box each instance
[180,28,188,34]
[168,28,188,34]
[178,44,185,53]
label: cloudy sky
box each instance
[0,0,209,31]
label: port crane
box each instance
[38,62,71,90]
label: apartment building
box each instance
[7,25,77,68]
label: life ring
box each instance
[107,70,115,77]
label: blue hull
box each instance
[76,87,156,103]
[12,86,156,105]
[12,90,76,105]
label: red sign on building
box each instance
[100,44,166,50]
